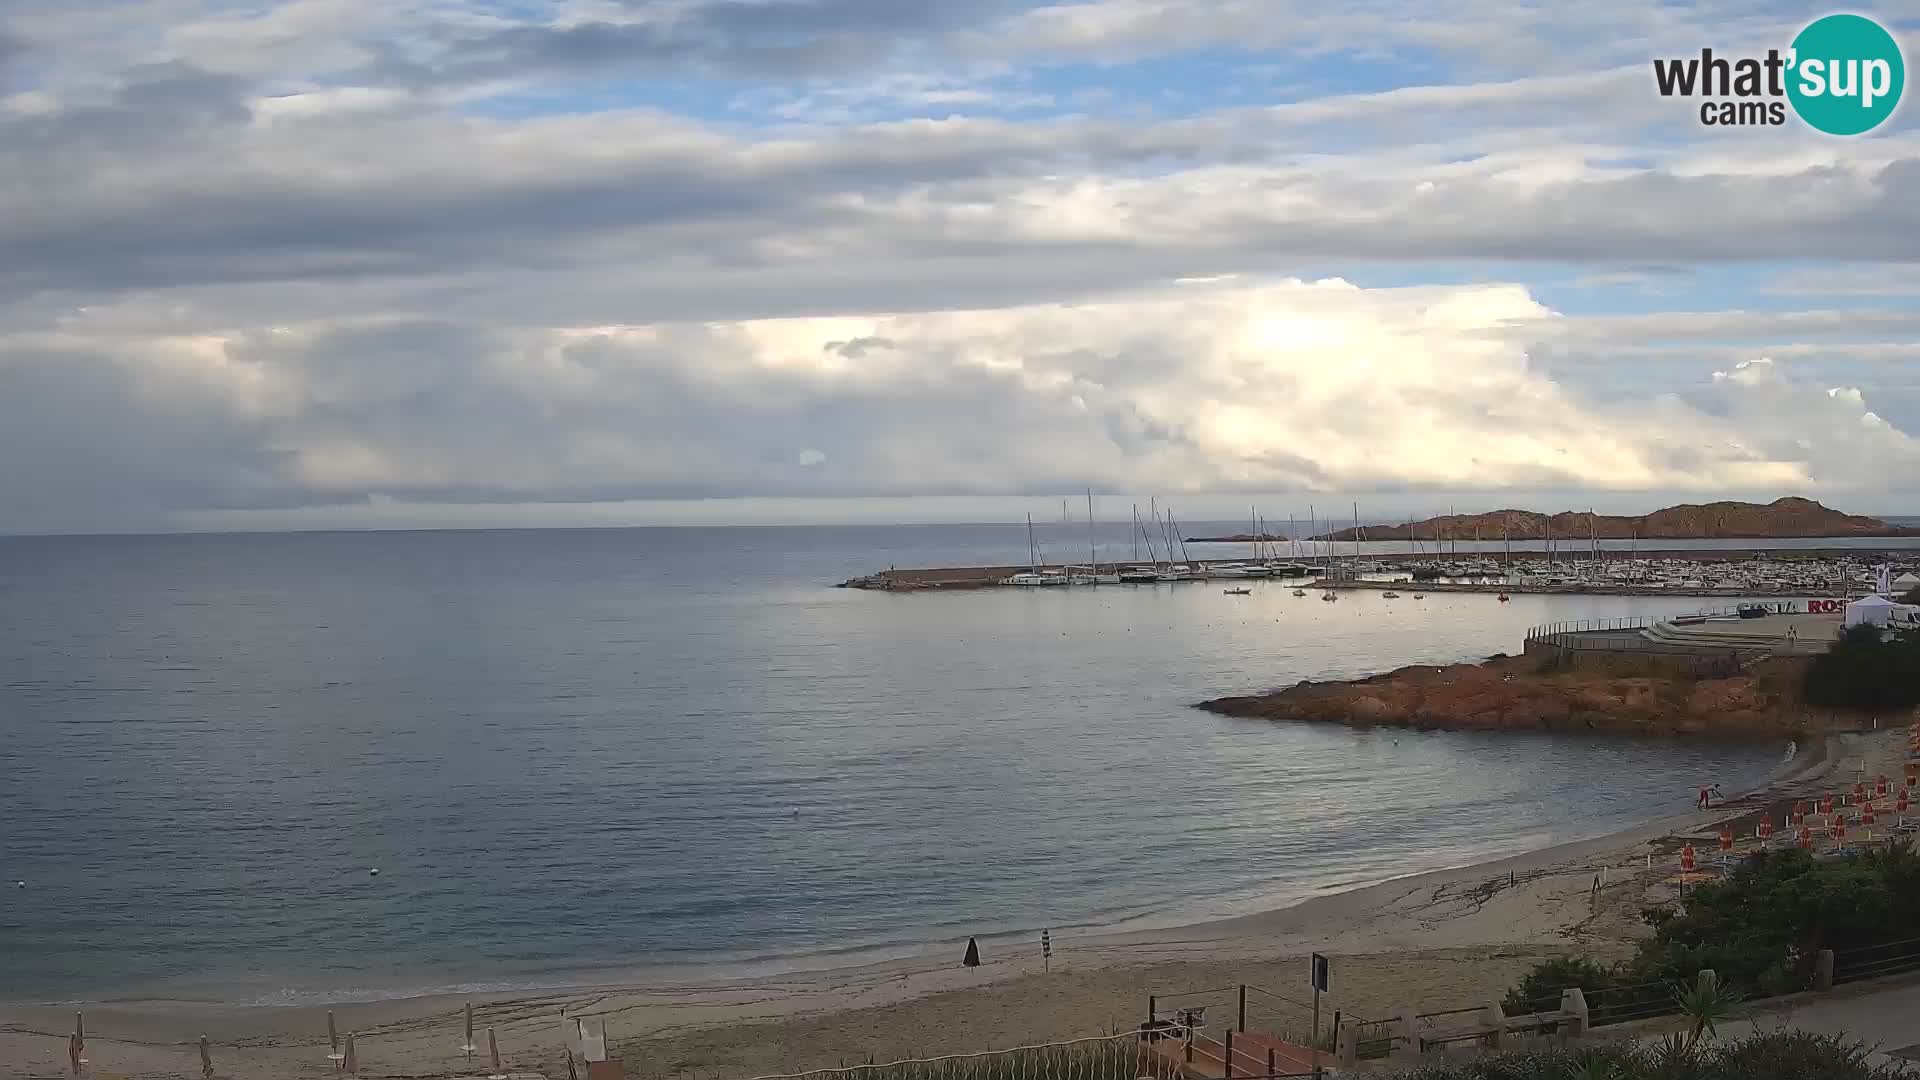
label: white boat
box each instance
[1223,586,1252,595]
[1118,566,1159,583]
[1004,515,1068,585]
[1005,571,1070,587]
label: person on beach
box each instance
[1697,784,1721,809]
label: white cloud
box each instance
[7,278,1916,532]
[5,0,1920,531]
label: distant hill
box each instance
[1309,498,1917,542]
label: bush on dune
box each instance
[1801,622,1920,710]
[1380,1031,1913,1079]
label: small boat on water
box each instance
[1292,588,1307,597]
[1497,592,1510,602]
[1412,593,1425,599]
[1223,586,1252,595]
[1321,591,1338,602]
[1381,591,1400,598]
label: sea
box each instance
[3,522,1917,1006]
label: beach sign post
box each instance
[462,1001,477,1063]
[1041,929,1052,973]
[1310,953,1330,1079]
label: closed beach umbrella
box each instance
[200,1034,214,1079]
[962,937,981,968]
[487,1026,510,1080]
[68,1012,84,1075]
[463,1002,476,1059]
[344,1032,358,1074]
[327,1011,344,1067]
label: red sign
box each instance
[1809,599,1846,614]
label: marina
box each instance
[843,553,1920,597]
[840,500,1920,596]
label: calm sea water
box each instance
[3,522,1898,1005]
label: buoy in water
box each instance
[369,868,380,877]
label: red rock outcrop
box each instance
[1198,655,1846,739]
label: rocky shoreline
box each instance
[1196,654,1862,739]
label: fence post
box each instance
[1816,950,1835,991]
[1394,1009,1419,1062]
[1559,988,1588,1040]
[1268,1046,1277,1078]
[1480,1000,1506,1050]
[1238,984,1246,1033]
[1148,995,1156,1030]
[1224,1029,1234,1078]
[1335,1019,1359,1066]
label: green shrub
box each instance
[1802,621,1920,710]
[1500,956,1616,1014]
[1503,844,1920,1020]
[1376,1031,1915,1079]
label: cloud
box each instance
[7,278,1915,533]
[5,0,1920,532]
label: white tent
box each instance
[1845,594,1902,628]
[1892,571,1920,591]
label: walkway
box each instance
[1719,976,1920,1064]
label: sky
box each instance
[4,1,1920,533]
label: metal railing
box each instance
[746,1027,1215,1080]
[1501,979,1681,1032]
[1833,935,1920,985]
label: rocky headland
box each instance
[1196,654,1865,739]
[1190,497,1915,544]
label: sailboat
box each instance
[1120,505,1159,582]
[1071,490,1120,583]
[1004,514,1069,586]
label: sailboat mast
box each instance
[1352,501,1360,578]
[1132,504,1140,563]
[1027,513,1038,572]
[1087,489,1096,573]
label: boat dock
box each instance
[1319,579,1854,598]
[839,561,1308,591]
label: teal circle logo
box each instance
[1787,14,1905,135]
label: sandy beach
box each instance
[3,727,1906,1080]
